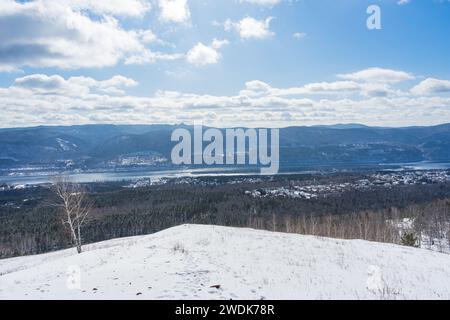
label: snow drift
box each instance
[1,224,450,300]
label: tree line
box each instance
[1,177,449,258]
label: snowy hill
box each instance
[1,224,450,300]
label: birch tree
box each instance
[53,177,91,254]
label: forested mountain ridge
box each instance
[0,123,449,169]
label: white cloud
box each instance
[13,74,138,96]
[211,39,230,49]
[136,29,159,44]
[359,83,398,97]
[186,39,228,66]
[158,0,190,24]
[243,80,272,93]
[397,0,411,5]
[242,80,364,97]
[0,0,177,71]
[293,32,306,40]
[125,50,184,65]
[13,74,87,96]
[63,0,151,18]
[338,67,415,83]
[299,81,361,95]
[224,17,274,39]
[411,78,450,95]
[0,65,22,73]
[240,0,282,7]
[2,70,450,128]
[82,75,137,93]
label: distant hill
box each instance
[312,123,372,129]
[0,123,450,170]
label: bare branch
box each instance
[50,176,91,254]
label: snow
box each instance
[56,138,77,152]
[392,218,450,254]
[1,224,450,300]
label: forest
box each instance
[0,172,449,258]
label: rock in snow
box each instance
[1,224,450,300]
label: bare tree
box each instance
[52,177,91,254]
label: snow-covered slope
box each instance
[1,224,450,300]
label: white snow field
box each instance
[1,224,450,300]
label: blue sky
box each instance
[0,0,450,128]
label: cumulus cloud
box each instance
[13,74,85,96]
[240,0,282,7]
[411,78,450,95]
[0,0,179,71]
[0,65,22,73]
[338,67,415,83]
[240,68,417,99]
[224,17,274,39]
[158,0,190,23]
[2,70,450,128]
[136,29,159,44]
[211,39,230,49]
[243,80,272,93]
[241,80,385,97]
[13,74,138,96]
[125,50,184,65]
[186,39,229,66]
[63,0,151,18]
